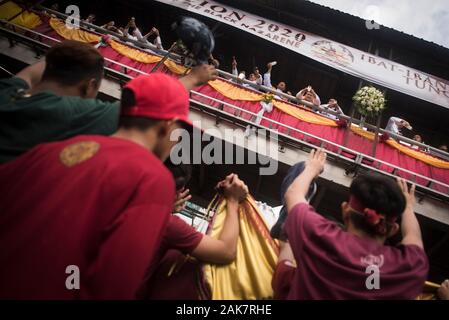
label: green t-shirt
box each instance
[0,77,120,163]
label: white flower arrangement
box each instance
[353,86,386,117]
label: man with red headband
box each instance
[273,149,428,299]
[0,72,244,299]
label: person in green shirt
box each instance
[0,40,119,163]
[0,40,218,164]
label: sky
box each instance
[308,0,449,49]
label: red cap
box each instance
[121,73,194,128]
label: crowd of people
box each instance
[1,2,449,299]
[0,39,448,300]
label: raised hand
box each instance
[305,149,327,177]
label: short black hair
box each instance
[349,173,406,236]
[42,40,104,86]
[165,160,193,191]
[118,88,162,130]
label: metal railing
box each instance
[188,91,449,195]
[1,19,449,202]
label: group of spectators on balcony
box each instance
[229,55,448,155]
[230,57,344,118]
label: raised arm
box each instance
[285,149,326,213]
[16,60,46,89]
[263,62,273,88]
[191,174,248,264]
[231,56,238,76]
[397,178,424,249]
[179,64,218,91]
[295,89,306,101]
[142,29,155,40]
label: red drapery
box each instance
[194,85,449,192]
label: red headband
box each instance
[348,196,397,235]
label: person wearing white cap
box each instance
[385,117,413,136]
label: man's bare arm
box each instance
[398,179,424,249]
[179,64,218,91]
[284,149,326,213]
[191,174,248,264]
[16,60,46,89]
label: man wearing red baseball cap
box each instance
[0,72,244,300]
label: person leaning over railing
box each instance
[385,116,413,136]
[0,40,217,164]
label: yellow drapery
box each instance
[49,17,100,43]
[273,100,338,127]
[109,41,188,74]
[48,18,188,75]
[0,1,42,29]
[163,58,188,75]
[207,79,262,102]
[350,126,449,169]
[416,281,441,300]
[109,40,162,64]
[207,79,338,127]
[203,196,279,300]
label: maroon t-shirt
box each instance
[139,215,204,299]
[273,203,429,300]
[0,135,175,299]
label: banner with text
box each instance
[154,0,449,109]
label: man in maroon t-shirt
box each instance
[273,149,429,300]
[0,72,237,300]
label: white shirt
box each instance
[263,72,272,88]
[296,90,321,106]
[262,72,286,99]
[319,104,344,120]
[254,201,282,229]
[385,117,404,135]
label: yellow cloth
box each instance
[208,79,338,127]
[109,40,162,64]
[203,196,279,300]
[416,281,440,300]
[164,59,188,75]
[273,100,338,127]
[208,79,262,102]
[0,1,42,29]
[110,41,188,74]
[49,17,100,43]
[350,126,449,169]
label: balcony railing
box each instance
[1,17,449,203]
